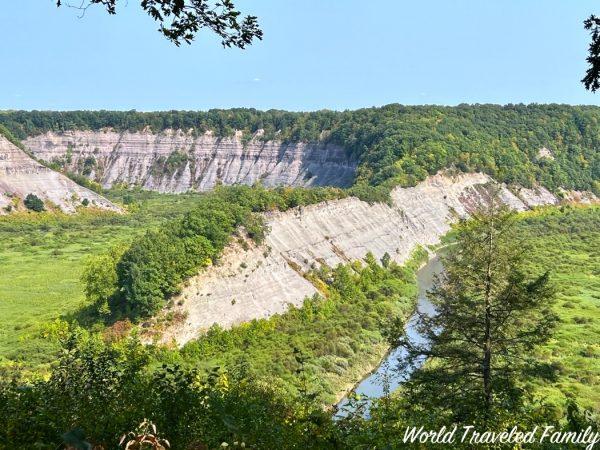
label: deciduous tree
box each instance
[56,0,262,47]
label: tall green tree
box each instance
[397,187,557,426]
[81,243,128,316]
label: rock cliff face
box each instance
[0,135,119,214]
[24,130,357,192]
[155,172,558,345]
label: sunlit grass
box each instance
[0,190,207,371]
[518,206,600,409]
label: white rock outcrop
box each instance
[0,135,119,213]
[157,172,558,345]
[537,147,555,160]
[24,130,357,192]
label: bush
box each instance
[24,193,45,212]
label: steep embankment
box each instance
[0,135,119,213]
[154,172,558,345]
[24,130,357,192]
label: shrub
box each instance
[24,193,45,212]
[110,185,346,320]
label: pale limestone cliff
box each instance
[155,172,558,346]
[0,135,119,214]
[24,129,357,192]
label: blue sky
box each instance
[1,0,599,111]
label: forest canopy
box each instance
[1,104,599,194]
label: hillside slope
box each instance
[0,135,119,213]
[23,129,357,192]
[153,172,558,345]
[4,105,599,195]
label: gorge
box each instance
[150,172,559,345]
[23,129,357,192]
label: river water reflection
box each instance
[335,256,443,418]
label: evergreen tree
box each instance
[397,186,557,426]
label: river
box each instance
[335,255,443,418]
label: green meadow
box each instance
[519,206,600,409]
[0,190,206,371]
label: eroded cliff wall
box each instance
[24,130,357,192]
[0,135,119,213]
[155,172,558,345]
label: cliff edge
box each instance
[0,135,119,213]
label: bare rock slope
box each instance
[157,172,558,345]
[0,135,119,213]
[24,130,357,192]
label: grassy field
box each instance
[518,206,600,410]
[0,190,207,371]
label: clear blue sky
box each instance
[1,0,599,111]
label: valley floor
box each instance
[0,190,598,414]
[519,206,600,409]
[0,190,206,371]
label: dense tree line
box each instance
[1,104,599,194]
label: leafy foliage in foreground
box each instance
[0,330,336,450]
[56,0,263,48]
[2,104,599,194]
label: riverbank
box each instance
[164,248,428,405]
[335,255,444,415]
[330,256,432,406]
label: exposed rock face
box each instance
[0,135,119,213]
[24,130,357,192]
[537,147,555,161]
[156,173,558,345]
[559,188,599,204]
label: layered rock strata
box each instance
[0,135,119,213]
[24,130,357,192]
[156,172,558,345]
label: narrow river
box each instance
[335,255,443,418]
